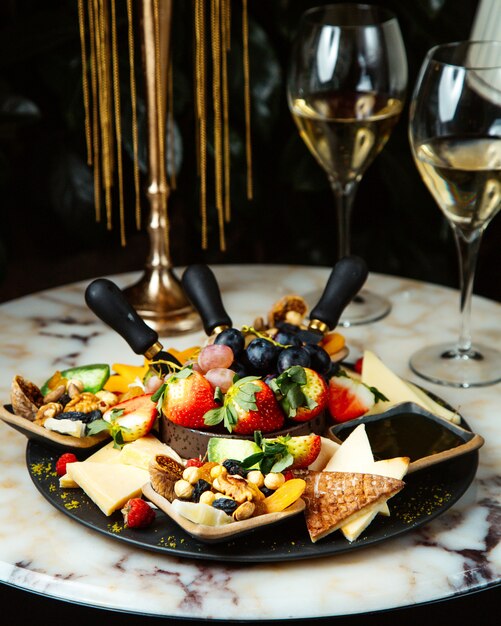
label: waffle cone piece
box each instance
[296,470,405,543]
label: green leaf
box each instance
[241,452,264,469]
[86,419,110,435]
[203,407,226,427]
[271,452,293,473]
[367,385,389,403]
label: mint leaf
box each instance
[87,419,111,435]
[203,407,226,426]
[271,452,293,473]
[241,452,264,469]
[367,385,389,403]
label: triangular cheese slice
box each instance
[118,433,184,470]
[324,424,375,473]
[297,470,405,543]
[361,350,459,423]
[66,462,150,516]
[320,425,410,540]
[341,457,409,541]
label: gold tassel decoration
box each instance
[242,0,253,201]
[110,0,126,246]
[126,0,142,230]
[79,0,253,254]
[194,0,208,250]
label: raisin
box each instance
[58,393,71,407]
[212,498,238,514]
[192,479,212,502]
[260,486,274,497]
[57,410,102,423]
[222,459,247,477]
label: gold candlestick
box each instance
[123,0,201,336]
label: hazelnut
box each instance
[182,466,201,484]
[246,470,265,488]
[264,472,285,490]
[174,479,194,499]
[199,491,216,506]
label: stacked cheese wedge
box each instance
[298,424,409,543]
[61,434,183,516]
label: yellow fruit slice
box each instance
[166,346,200,364]
[321,332,345,355]
[263,478,306,514]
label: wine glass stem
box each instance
[331,179,357,260]
[453,226,483,353]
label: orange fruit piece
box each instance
[262,478,306,514]
[321,332,346,356]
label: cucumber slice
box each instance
[207,437,261,465]
[41,363,110,396]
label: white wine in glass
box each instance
[409,41,501,387]
[288,4,407,325]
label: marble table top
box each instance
[0,264,499,621]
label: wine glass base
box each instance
[409,342,501,388]
[303,288,391,327]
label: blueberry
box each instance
[215,328,245,357]
[325,360,341,379]
[231,360,248,379]
[276,347,311,373]
[302,344,332,374]
[273,329,302,347]
[245,338,280,374]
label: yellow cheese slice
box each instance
[324,424,375,474]
[341,456,410,541]
[361,350,459,423]
[118,433,184,470]
[308,437,340,471]
[59,441,122,488]
[322,425,410,541]
[66,462,150,516]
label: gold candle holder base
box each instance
[123,267,201,337]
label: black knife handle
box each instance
[310,256,368,329]
[85,278,159,355]
[181,264,232,335]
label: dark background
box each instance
[0,0,499,620]
[0,0,500,305]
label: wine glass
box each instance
[287,3,407,325]
[409,40,501,387]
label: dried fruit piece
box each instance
[262,478,306,514]
[10,375,44,420]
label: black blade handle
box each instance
[85,278,159,355]
[309,256,368,329]
[181,264,232,335]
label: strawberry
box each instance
[121,498,156,529]
[153,367,218,429]
[89,393,157,446]
[204,376,285,435]
[269,433,321,469]
[241,432,321,473]
[55,452,78,476]
[328,373,387,422]
[186,457,204,468]
[270,366,328,422]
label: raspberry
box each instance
[354,357,364,374]
[121,498,156,529]
[283,469,294,481]
[55,452,78,476]
[186,458,204,468]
